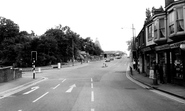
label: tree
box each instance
[126,38,133,51]
[0,16,19,43]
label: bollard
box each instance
[58,63,61,69]
[38,68,41,72]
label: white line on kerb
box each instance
[62,79,66,83]
[91,83,93,89]
[33,92,49,103]
[91,78,93,82]
[53,84,60,89]
[91,91,94,102]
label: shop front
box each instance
[170,41,185,86]
[143,47,156,76]
[155,44,171,83]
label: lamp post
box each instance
[121,24,136,61]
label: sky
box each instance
[0,0,165,54]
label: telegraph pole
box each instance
[132,24,135,61]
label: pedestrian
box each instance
[158,63,164,84]
[133,60,136,69]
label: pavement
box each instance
[128,64,185,100]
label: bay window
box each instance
[154,20,158,39]
[168,11,175,34]
[176,7,184,32]
[148,24,153,42]
[159,18,165,38]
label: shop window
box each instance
[159,18,165,38]
[174,52,183,79]
[168,11,175,34]
[176,7,184,32]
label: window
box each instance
[168,11,175,34]
[176,7,184,32]
[148,24,153,41]
[154,20,158,39]
[159,18,165,38]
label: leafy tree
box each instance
[126,38,133,51]
[0,16,19,43]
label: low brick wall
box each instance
[0,67,22,83]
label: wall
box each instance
[0,67,22,83]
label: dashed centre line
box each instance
[91,78,93,82]
[33,92,49,103]
[91,83,93,89]
[91,91,94,102]
[52,84,60,89]
[62,79,66,83]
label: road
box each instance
[0,57,185,111]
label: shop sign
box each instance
[142,47,151,52]
[170,40,185,49]
[155,44,170,51]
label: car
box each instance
[110,57,114,61]
[105,58,111,62]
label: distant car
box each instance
[105,58,111,62]
[116,56,121,59]
[110,57,114,61]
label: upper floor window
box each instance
[176,7,184,32]
[169,11,175,34]
[154,20,158,39]
[148,24,153,41]
[159,18,165,38]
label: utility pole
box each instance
[132,24,135,61]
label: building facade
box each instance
[135,0,185,86]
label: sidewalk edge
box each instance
[128,64,185,100]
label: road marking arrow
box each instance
[66,84,76,93]
[23,86,39,95]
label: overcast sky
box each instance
[0,0,165,54]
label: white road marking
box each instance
[66,84,76,93]
[52,84,60,89]
[91,91,94,102]
[62,79,66,83]
[32,92,49,103]
[91,78,93,82]
[91,83,93,89]
[91,108,95,111]
[151,90,185,104]
[23,86,39,95]
[18,110,22,111]
[0,77,48,99]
